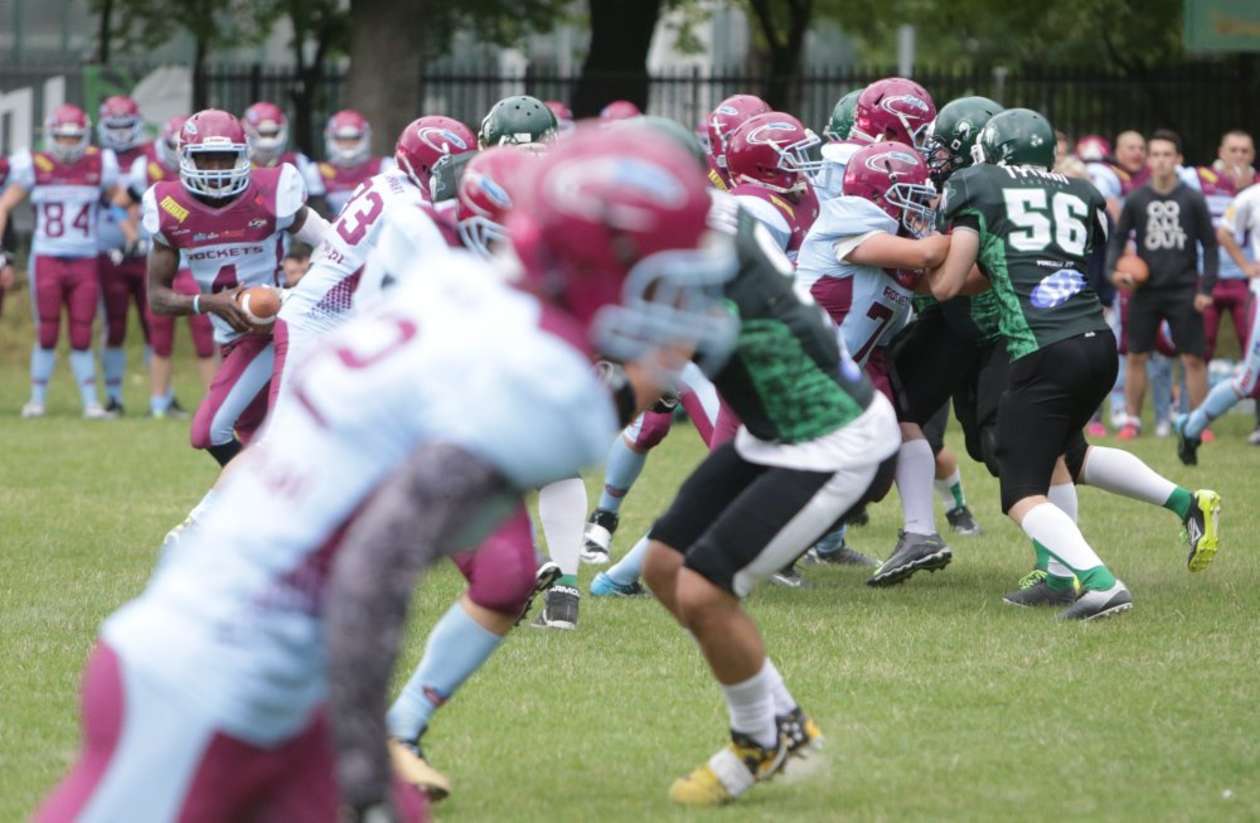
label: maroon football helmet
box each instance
[507,124,738,363]
[599,100,642,121]
[97,95,144,152]
[45,104,91,164]
[545,100,575,133]
[725,111,819,194]
[456,146,533,258]
[156,114,188,170]
[325,109,372,167]
[395,115,476,199]
[706,94,770,171]
[179,109,251,199]
[242,101,289,164]
[843,141,936,237]
[852,78,937,149]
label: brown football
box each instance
[1115,253,1149,286]
[237,286,281,324]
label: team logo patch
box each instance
[34,154,54,173]
[160,195,189,223]
[1031,268,1086,309]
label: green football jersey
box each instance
[940,163,1110,359]
[713,209,874,443]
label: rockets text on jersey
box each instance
[142,164,307,344]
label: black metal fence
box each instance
[1,61,1255,164]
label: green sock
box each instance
[557,573,578,588]
[950,481,966,510]
[1164,487,1193,521]
[1045,572,1077,592]
[1033,541,1052,573]
[1077,565,1117,591]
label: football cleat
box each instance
[1117,422,1140,441]
[1085,420,1107,438]
[1172,414,1199,467]
[945,505,983,536]
[1182,489,1221,573]
[166,397,191,418]
[590,571,648,597]
[20,401,46,418]
[1248,427,1260,446]
[769,562,806,588]
[1003,575,1079,607]
[389,737,451,801]
[802,536,878,567]
[581,509,618,564]
[668,730,788,806]
[104,397,125,416]
[83,403,117,420]
[867,531,951,586]
[516,561,561,625]
[1057,580,1132,620]
[778,707,823,759]
[531,584,579,630]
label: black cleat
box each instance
[515,561,561,625]
[104,397,125,416]
[867,531,952,587]
[945,505,982,536]
[531,584,580,630]
[769,562,806,588]
[1057,581,1133,620]
[1172,414,1199,467]
[1003,572,1079,607]
[581,509,618,564]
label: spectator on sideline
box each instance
[1114,130,1150,194]
[1106,129,1218,439]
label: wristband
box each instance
[193,294,201,315]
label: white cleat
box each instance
[20,401,46,418]
[83,404,117,420]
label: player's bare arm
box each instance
[1217,224,1260,278]
[326,442,512,813]
[147,240,254,332]
[928,227,980,300]
[0,183,29,241]
[846,231,951,272]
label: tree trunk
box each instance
[192,35,209,111]
[747,0,813,113]
[96,0,114,64]
[348,0,425,154]
[571,0,664,118]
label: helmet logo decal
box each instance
[418,127,468,152]
[469,172,512,211]
[882,95,930,115]
[183,120,198,136]
[545,157,684,225]
[716,105,739,115]
[746,122,798,145]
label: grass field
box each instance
[2,296,1259,822]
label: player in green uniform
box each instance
[646,200,900,805]
[478,95,557,149]
[929,108,1221,619]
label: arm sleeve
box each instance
[140,186,169,246]
[274,163,310,227]
[1195,190,1218,292]
[8,150,35,191]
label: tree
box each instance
[571,0,666,117]
[261,0,350,156]
[739,0,814,112]
[92,0,276,110]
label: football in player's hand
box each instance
[1114,254,1149,290]
[237,286,281,325]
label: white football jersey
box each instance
[795,195,912,365]
[102,257,616,744]
[281,170,444,333]
[9,147,120,258]
[811,141,860,202]
[353,198,460,312]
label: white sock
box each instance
[1019,502,1104,574]
[896,438,937,535]
[538,477,587,577]
[933,467,961,511]
[1079,446,1175,507]
[719,661,777,748]
[1047,482,1078,522]
[763,658,797,716]
[1047,557,1076,578]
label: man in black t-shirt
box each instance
[1105,129,1218,425]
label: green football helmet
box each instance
[925,96,1004,185]
[624,115,707,170]
[478,95,557,149]
[428,150,477,203]
[973,108,1055,169]
[823,89,862,141]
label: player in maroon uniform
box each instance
[96,95,154,413]
[0,104,125,418]
[0,155,14,316]
[705,93,770,192]
[599,99,641,120]
[544,100,575,133]
[392,115,476,202]
[144,109,332,467]
[243,100,327,213]
[126,114,217,416]
[725,111,821,264]
[318,109,396,216]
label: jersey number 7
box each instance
[1004,189,1090,256]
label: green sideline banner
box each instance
[1184,0,1260,52]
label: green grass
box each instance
[2,295,1259,822]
